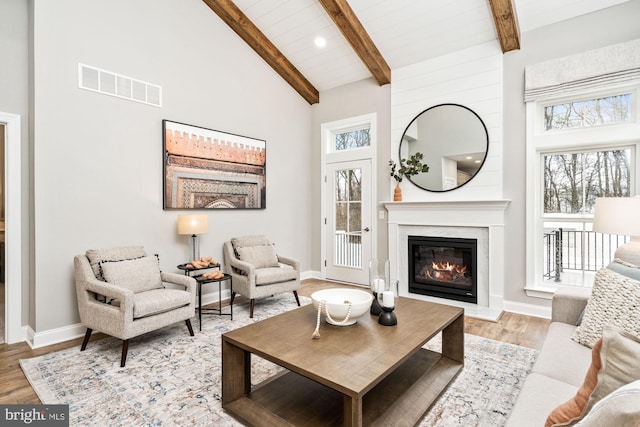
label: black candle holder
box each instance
[378,305,397,326]
[370,292,382,316]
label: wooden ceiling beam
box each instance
[318,0,391,86]
[202,0,320,105]
[488,0,520,52]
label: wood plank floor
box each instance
[0,279,550,405]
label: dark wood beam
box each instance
[317,0,391,86]
[202,0,320,105]
[488,0,520,52]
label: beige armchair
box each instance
[223,236,300,318]
[74,246,196,367]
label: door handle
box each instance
[363,227,370,232]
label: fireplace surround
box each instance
[384,200,510,320]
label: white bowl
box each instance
[311,288,373,326]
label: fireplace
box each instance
[408,235,478,304]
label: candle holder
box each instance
[378,305,397,326]
[370,292,382,316]
[369,259,389,316]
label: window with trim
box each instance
[526,89,640,292]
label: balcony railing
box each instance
[543,229,630,281]
[335,231,362,269]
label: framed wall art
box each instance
[163,120,266,209]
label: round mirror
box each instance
[400,104,488,192]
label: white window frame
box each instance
[525,85,640,298]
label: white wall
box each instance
[30,0,312,333]
[502,0,640,308]
[391,41,504,201]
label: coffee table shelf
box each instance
[222,298,464,427]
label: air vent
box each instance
[78,63,162,107]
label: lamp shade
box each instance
[177,214,209,235]
[593,197,640,236]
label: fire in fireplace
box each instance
[408,235,477,304]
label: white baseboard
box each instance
[503,300,552,319]
[301,270,321,280]
[26,323,86,349]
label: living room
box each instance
[1,0,640,425]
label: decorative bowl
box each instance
[311,288,374,326]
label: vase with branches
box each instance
[389,152,429,201]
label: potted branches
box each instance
[389,152,429,201]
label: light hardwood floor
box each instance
[0,279,550,405]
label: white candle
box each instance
[373,278,385,294]
[382,291,394,308]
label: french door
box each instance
[325,159,372,285]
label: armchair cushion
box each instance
[86,246,146,280]
[256,266,297,285]
[231,235,279,269]
[131,289,192,319]
[100,256,163,294]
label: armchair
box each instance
[223,236,300,318]
[74,246,196,367]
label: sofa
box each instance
[507,260,640,426]
[506,287,592,426]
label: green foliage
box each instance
[389,152,430,183]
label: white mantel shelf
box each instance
[384,199,511,321]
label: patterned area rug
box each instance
[21,294,538,426]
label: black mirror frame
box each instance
[399,103,489,193]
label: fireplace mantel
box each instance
[384,199,510,320]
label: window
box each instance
[333,126,371,152]
[541,148,632,285]
[526,88,640,294]
[543,93,632,131]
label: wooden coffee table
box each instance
[222,297,464,427]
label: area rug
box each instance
[21,295,538,426]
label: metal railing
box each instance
[543,228,630,281]
[335,231,362,268]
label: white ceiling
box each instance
[231,0,630,92]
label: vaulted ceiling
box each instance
[203,0,631,104]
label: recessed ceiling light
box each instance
[475,160,482,163]
[314,37,327,48]
[466,156,473,160]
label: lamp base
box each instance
[614,237,640,266]
[191,234,200,261]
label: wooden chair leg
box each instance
[120,340,129,367]
[249,299,255,318]
[80,328,93,351]
[185,319,195,336]
[293,290,301,306]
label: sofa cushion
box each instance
[585,327,640,414]
[573,380,640,427]
[606,258,640,281]
[255,266,297,285]
[533,322,592,387]
[231,235,279,269]
[545,338,603,426]
[506,373,578,427]
[86,246,147,280]
[132,288,191,319]
[572,267,640,348]
[100,256,163,294]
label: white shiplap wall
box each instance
[391,41,504,201]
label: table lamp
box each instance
[178,214,209,261]
[593,196,640,265]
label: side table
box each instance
[177,263,233,330]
